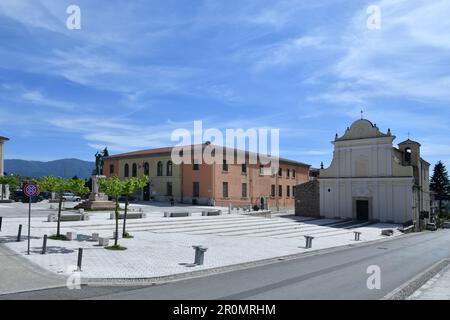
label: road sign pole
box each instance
[28,195,31,255]
[23,182,39,256]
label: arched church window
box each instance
[144,162,149,175]
[167,161,173,176]
[157,161,163,176]
[405,148,412,163]
[124,164,129,177]
[132,163,137,177]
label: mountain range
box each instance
[4,159,95,179]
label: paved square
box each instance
[0,201,403,280]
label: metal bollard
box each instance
[304,236,314,249]
[0,216,2,231]
[41,235,48,254]
[17,224,22,242]
[354,231,361,241]
[77,248,83,271]
[192,245,208,265]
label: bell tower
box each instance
[398,139,421,167]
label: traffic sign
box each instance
[24,183,40,197]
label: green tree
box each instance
[98,176,124,248]
[36,177,89,239]
[67,178,90,201]
[121,176,148,238]
[0,175,18,201]
[430,161,450,217]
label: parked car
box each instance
[443,221,450,229]
[117,195,138,203]
[62,192,81,202]
[426,222,437,231]
[12,190,43,203]
[39,191,52,200]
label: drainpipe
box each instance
[276,170,279,212]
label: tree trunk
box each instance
[114,199,119,246]
[122,195,129,237]
[57,191,63,237]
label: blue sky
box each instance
[0,0,449,169]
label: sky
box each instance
[0,0,449,170]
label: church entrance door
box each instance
[356,200,369,221]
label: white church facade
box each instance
[319,119,430,224]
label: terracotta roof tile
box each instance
[106,144,310,167]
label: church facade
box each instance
[319,119,430,224]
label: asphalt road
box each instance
[1,229,449,300]
[0,245,65,294]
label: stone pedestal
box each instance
[75,175,116,210]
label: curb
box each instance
[382,258,450,300]
[0,285,73,297]
[84,231,426,286]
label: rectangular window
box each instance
[287,169,290,178]
[271,184,275,197]
[242,183,247,198]
[193,182,199,198]
[193,163,199,171]
[223,160,228,172]
[223,182,228,198]
[293,170,296,178]
[166,182,173,196]
[293,186,296,197]
[278,185,282,197]
[110,164,114,174]
[242,164,247,174]
[278,168,282,177]
[287,185,290,197]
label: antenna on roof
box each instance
[360,109,364,120]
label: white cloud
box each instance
[21,90,76,110]
[0,0,65,33]
[314,0,450,103]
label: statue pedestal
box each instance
[75,175,116,210]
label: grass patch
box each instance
[105,245,127,251]
[48,234,68,241]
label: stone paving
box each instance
[0,202,403,280]
[408,265,450,300]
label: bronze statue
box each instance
[94,148,109,175]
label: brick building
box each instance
[103,144,310,210]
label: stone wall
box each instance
[295,180,320,217]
